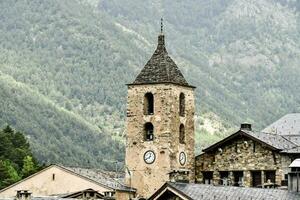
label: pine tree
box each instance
[0,160,20,189]
[21,156,37,178]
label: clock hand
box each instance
[146,154,151,160]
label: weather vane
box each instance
[161,18,163,34]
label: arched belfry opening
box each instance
[144,93,154,115]
[179,93,185,116]
[179,124,185,144]
[144,122,154,141]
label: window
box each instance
[179,93,185,116]
[220,171,229,186]
[144,122,154,141]
[144,93,154,115]
[253,142,256,153]
[202,171,213,184]
[265,171,276,184]
[52,173,55,181]
[233,171,244,186]
[251,171,261,187]
[179,124,185,144]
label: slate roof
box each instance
[130,34,194,88]
[64,166,134,192]
[201,129,300,154]
[243,130,297,151]
[263,113,300,135]
[166,182,300,200]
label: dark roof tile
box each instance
[170,182,300,200]
[263,113,300,135]
[202,130,300,153]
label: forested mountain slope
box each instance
[0,0,300,167]
[0,72,124,169]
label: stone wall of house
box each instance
[125,83,195,198]
[195,136,292,187]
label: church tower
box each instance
[125,22,195,198]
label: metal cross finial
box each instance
[160,18,163,34]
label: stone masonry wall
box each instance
[125,83,195,198]
[195,136,292,187]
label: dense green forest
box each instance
[0,0,300,167]
[0,126,40,189]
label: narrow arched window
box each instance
[144,122,154,141]
[179,93,185,116]
[179,124,185,144]
[144,93,154,115]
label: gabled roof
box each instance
[148,182,191,200]
[149,182,300,200]
[62,188,104,199]
[201,129,299,154]
[129,34,194,88]
[0,164,135,194]
[263,113,300,135]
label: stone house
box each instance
[195,123,300,188]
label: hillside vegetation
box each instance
[0,0,300,167]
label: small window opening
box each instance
[144,93,154,115]
[144,122,154,141]
[179,124,185,144]
[52,173,55,181]
[179,93,185,116]
[253,142,256,153]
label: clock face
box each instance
[144,150,156,164]
[179,152,186,165]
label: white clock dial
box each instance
[179,152,186,165]
[144,150,155,164]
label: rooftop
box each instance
[130,32,194,88]
[171,182,300,200]
[290,159,300,168]
[201,129,300,154]
[263,113,300,135]
[149,182,300,200]
[62,166,134,192]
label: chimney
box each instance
[16,190,32,200]
[240,123,252,131]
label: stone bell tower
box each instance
[125,21,195,198]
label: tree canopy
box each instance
[0,126,40,189]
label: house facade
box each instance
[0,164,133,198]
[195,123,300,188]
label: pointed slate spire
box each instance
[131,20,194,88]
